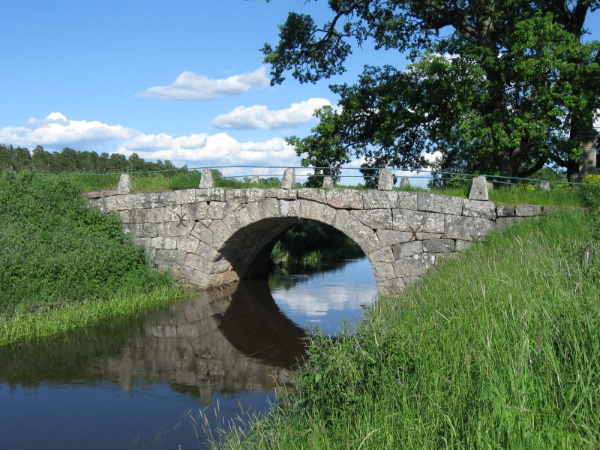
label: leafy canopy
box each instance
[263,0,600,183]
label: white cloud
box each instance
[211,98,331,130]
[139,67,270,101]
[0,112,134,149]
[0,113,301,170]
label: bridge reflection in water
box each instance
[0,280,306,407]
[0,259,376,449]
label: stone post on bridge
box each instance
[199,168,215,188]
[117,174,133,194]
[281,168,295,189]
[378,169,394,190]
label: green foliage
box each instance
[0,144,178,175]
[272,220,363,267]
[0,171,171,315]
[265,1,600,182]
[220,211,600,448]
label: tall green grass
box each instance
[217,211,600,449]
[0,171,173,319]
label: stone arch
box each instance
[184,196,382,290]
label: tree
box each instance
[263,0,600,181]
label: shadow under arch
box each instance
[214,213,376,282]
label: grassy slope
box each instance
[0,171,185,346]
[219,211,600,449]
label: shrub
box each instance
[0,171,171,315]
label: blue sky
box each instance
[1,0,599,180]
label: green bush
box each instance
[0,171,171,315]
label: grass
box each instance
[214,210,600,449]
[0,170,187,345]
[0,285,188,346]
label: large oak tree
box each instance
[263,0,600,183]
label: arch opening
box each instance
[217,217,369,281]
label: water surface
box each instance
[0,258,377,449]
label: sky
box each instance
[1,0,599,182]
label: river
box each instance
[0,258,377,450]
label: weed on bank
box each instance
[217,210,600,449]
[0,171,181,344]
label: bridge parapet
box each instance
[90,185,553,295]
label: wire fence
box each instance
[56,165,599,188]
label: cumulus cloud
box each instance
[139,67,270,101]
[0,113,300,169]
[211,98,332,129]
[0,112,134,149]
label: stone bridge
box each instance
[88,170,547,294]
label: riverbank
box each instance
[0,171,188,346]
[217,209,600,449]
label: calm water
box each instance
[0,258,377,450]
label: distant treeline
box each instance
[0,144,179,174]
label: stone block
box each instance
[319,204,337,225]
[422,239,455,253]
[118,210,130,223]
[376,230,413,247]
[496,205,515,217]
[251,175,260,184]
[173,189,196,205]
[116,194,133,211]
[539,181,551,191]
[244,202,262,222]
[362,190,398,209]
[297,189,327,203]
[462,200,497,220]
[206,202,228,220]
[233,207,252,229]
[397,191,418,210]
[207,220,232,244]
[117,174,133,195]
[323,177,334,189]
[332,209,375,244]
[378,169,394,190]
[178,266,212,287]
[417,193,463,215]
[208,188,228,202]
[154,249,187,266]
[124,223,158,238]
[163,204,183,222]
[129,193,146,209]
[281,168,295,189]
[226,189,266,203]
[199,168,214,188]
[444,215,494,241]
[368,247,395,264]
[177,235,200,253]
[195,241,222,262]
[413,252,435,268]
[351,209,393,230]
[393,257,430,278]
[392,209,445,234]
[400,177,410,188]
[182,203,208,221]
[156,221,194,237]
[326,189,364,209]
[392,241,423,259]
[372,262,397,281]
[287,200,300,217]
[191,222,223,248]
[150,236,178,250]
[515,205,542,216]
[469,175,489,200]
